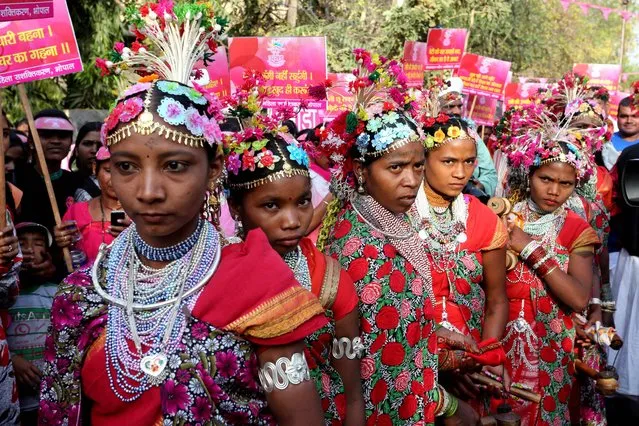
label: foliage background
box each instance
[2,0,636,121]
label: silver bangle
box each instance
[332,337,365,360]
[589,298,602,306]
[258,352,311,392]
[520,240,541,261]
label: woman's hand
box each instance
[28,252,56,280]
[12,354,41,390]
[506,224,533,254]
[54,221,80,248]
[482,364,511,393]
[0,226,18,265]
[436,327,479,353]
[109,215,132,238]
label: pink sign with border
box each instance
[326,72,355,119]
[465,93,498,126]
[455,53,511,100]
[573,63,621,93]
[0,0,82,87]
[425,28,467,70]
[0,0,53,22]
[228,36,327,110]
[504,82,547,108]
[403,41,426,88]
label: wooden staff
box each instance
[17,84,73,272]
[468,95,478,119]
[0,100,6,229]
[470,373,542,404]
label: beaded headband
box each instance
[223,70,311,190]
[309,49,423,192]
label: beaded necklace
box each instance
[94,221,220,402]
[132,218,204,261]
[283,247,312,291]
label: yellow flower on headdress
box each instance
[433,129,446,143]
[138,73,159,83]
[357,107,369,121]
[425,136,435,149]
[372,53,381,66]
[447,126,461,139]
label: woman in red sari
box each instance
[39,4,327,425]
[412,95,509,415]
[499,110,600,426]
[222,76,364,426]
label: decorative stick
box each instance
[0,100,6,229]
[470,372,542,404]
[17,84,73,272]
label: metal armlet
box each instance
[258,352,311,393]
[331,336,365,360]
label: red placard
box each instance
[0,0,82,87]
[0,0,53,22]
[455,53,511,100]
[608,91,631,120]
[326,72,355,119]
[425,28,467,70]
[192,46,230,98]
[504,82,547,108]
[228,36,327,109]
[402,41,426,88]
[465,94,498,127]
[573,63,622,92]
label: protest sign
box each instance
[572,63,622,92]
[326,72,355,119]
[455,53,511,100]
[425,28,467,70]
[228,36,327,109]
[0,0,53,22]
[465,94,498,126]
[0,0,82,87]
[504,82,547,108]
[608,91,630,120]
[192,46,231,99]
[402,41,426,88]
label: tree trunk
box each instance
[287,0,298,27]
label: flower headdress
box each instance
[554,73,607,129]
[309,49,422,192]
[222,70,310,190]
[503,105,596,202]
[98,0,228,149]
[412,77,474,151]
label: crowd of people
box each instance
[0,2,638,425]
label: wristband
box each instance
[589,298,602,306]
[519,240,541,261]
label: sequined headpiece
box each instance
[222,70,310,190]
[97,0,228,148]
[308,49,422,192]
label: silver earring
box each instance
[357,174,365,194]
[234,217,244,238]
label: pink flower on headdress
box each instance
[203,119,222,145]
[389,88,405,105]
[226,152,241,175]
[95,58,110,77]
[185,107,206,136]
[105,103,124,131]
[122,82,152,98]
[113,42,125,54]
[119,97,144,123]
[242,149,256,171]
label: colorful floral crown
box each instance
[412,78,474,151]
[222,70,310,190]
[503,107,595,183]
[309,49,421,190]
[631,80,639,111]
[98,1,227,148]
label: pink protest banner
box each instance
[0,0,53,22]
[192,46,231,99]
[455,53,511,100]
[608,91,630,120]
[0,0,82,87]
[465,93,497,126]
[402,41,426,88]
[504,82,547,108]
[228,36,327,109]
[326,72,355,119]
[425,28,467,70]
[573,63,622,92]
